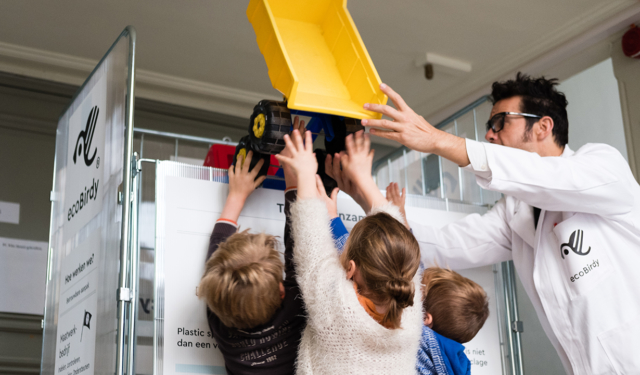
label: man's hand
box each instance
[315,175,339,218]
[362,83,470,167]
[281,116,306,188]
[386,182,409,229]
[275,130,318,199]
[219,151,266,222]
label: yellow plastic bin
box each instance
[247,0,387,120]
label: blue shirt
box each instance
[330,217,349,253]
[417,325,470,375]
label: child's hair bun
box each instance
[385,278,414,309]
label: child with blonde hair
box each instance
[198,148,306,374]
[275,129,423,374]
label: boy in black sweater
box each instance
[198,144,305,374]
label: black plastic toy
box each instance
[233,100,364,194]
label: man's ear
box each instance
[346,260,357,280]
[279,282,285,301]
[536,116,554,141]
[424,312,434,328]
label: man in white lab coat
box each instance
[327,73,640,374]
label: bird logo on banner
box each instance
[73,106,99,167]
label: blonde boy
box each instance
[198,151,305,375]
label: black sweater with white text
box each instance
[205,190,305,375]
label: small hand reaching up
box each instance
[220,151,267,223]
[325,152,365,207]
[386,182,409,229]
[275,129,318,200]
[338,130,388,212]
[281,116,306,188]
[315,175,339,219]
[340,130,375,181]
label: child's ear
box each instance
[279,282,285,301]
[424,312,433,328]
[346,260,357,280]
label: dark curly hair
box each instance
[490,72,569,147]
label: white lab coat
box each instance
[411,141,640,375]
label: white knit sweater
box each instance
[290,199,424,375]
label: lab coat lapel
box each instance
[508,147,573,248]
[510,201,536,248]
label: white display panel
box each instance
[42,27,134,375]
[53,231,101,375]
[0,201,20,224]
[63,74,107,242]
[155,161,506,375]
[0,237,48,314]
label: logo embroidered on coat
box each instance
[560,229,591,259]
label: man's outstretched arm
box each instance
[362,83,470,167]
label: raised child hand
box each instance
[341,130,374,181]
[315,175,339,218]
[275,130,318,199]
[219,151,266,223]
[386,182,409,229]
[340,131,387,212]
[229,151,267,200]
[280,116,306,188]
[324,152,367,211]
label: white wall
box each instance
[557,58,627,159]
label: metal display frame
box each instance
[42,26,137,375]
[116,25,137,375]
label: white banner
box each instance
[43,27,132,375]
[63,73,107,242]
[158,175,503,375]
[54,231,100,375]
[0,237,48,314]
[0,201,20,224]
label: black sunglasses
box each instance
[486,112,542,133]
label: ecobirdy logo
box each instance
[73,106,99,167]
[63,78,107,242]
[67,106,102,222]
[560,229,591,259]
[560,229,601,283]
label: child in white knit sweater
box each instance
[275,129,423,374]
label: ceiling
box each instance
[1,0,639,143]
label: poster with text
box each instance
[63,74,107,242]
[53,232,100,375]
[160,176,503,374]
[0,237,48,314]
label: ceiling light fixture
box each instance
[415,53,472,80]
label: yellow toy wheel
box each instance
[253,113,266,139]
[248,100,291,154]
[237,148,247,168]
